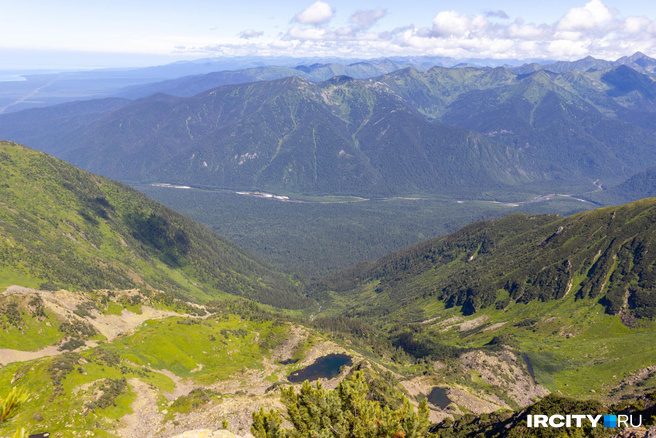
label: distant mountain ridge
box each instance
[510,51,656,75]
[118,52,656,101]
[0,76,537,196]
[116,59,417,99]
[1,53,656,197]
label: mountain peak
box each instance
[627,51,649,60]
[613,51,656,72]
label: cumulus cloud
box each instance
[293,1,334,25]
[507,21,550,40]
[556,0,615,31]
[332,8,387,37]
[349,8,386,28]
[622,16,650,34]
[287,25,331,40]
[432,11,475,37]
[176,0,656,62]
[431,11,491,38]
[239,29,264,39]
[548,39,590,58]
[485,10,509,20]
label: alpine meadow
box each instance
[3,1,656,437]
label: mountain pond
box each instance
[287,353,352,383]
[427,387,452,409]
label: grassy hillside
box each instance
[0,141,308,309]
[3,141,656,436]
[311,198,656,400]
[0,299,306,437]
[318,197,656,319]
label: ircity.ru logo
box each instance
[527,414,642,428]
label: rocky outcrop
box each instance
[459,349,549,407]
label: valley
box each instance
[2,50,656,438]
[136,183,593,277]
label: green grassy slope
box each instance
[0,141,308,309]
[0,305,294,437]
[318,197,656,320]
[312,197,656,399]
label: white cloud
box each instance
[485,10,509,20]
[332,8,387,37]
[622,16,650,34]
[293,1,334,25]
[553,30,584,41]
[432,11,475,37]
[349,8,386,29]
[507,22,550,40]
[548,39,590,58]
[556,0,615,31]
[287,25,331,40]
[239,29,264,39]
[176,0,656,62]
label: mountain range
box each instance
[0,76,535,196]
[1,141,656,437]
[510,51,656,75]
[116,59,415,99]
[3,52,656,438]
[0,58,413,114]
[1,53,656,198]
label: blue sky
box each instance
[2,0,656,68]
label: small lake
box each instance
[287,353,352,383]
[278,358,298,365]
[427,387,452,409]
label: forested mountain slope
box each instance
[0,141,307,308]
[0,77,535,196]
[2,57,656,197]
[317,197,656,321]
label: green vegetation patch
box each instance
[106,314,289,381]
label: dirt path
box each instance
[157,368,196,400]
[116,378,165,438]
[0,345,61,366]
[0,286,187,367]
[90,307,184,342]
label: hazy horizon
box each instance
[2,0,656,70]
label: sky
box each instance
[2,0,656,69]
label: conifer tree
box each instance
[0,387,30,438]
[252,371,433,437]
